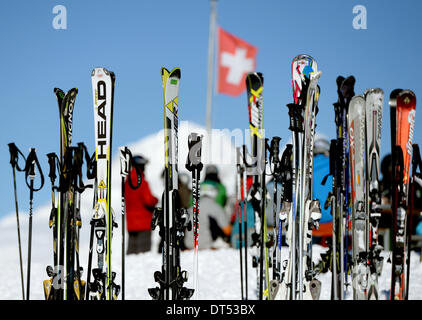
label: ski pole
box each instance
[236,147,244,300]
[24,148,44,300]
[242,145,249,300]
[119,147,130,301]
[8,143,26,300]
[26,153,35,300]
[270,137,281,282]
[407,144,422,299]
[186,133,203,300]
[119,146,142,300]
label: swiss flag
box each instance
[217,27,257,96]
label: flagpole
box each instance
[205,0,217,158]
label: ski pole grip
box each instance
[25,148,44,192]
[286,103,303,132]
[8,142,27,171]
[8,142,18,168]
[120,146,130,177]
[120,147,142,190]
[186,132,203,171]
[236,147,242,168]
[270,136,281,164]
[46,152,57,182]
[28,149,36,179]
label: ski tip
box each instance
[341,75,356,87]
[161,67,170,77]
[349,95,366,111]
[364,88,384,98]
[246,72,263,91]
[336,75,345,88]
[110,71,116,82]
[389,89,403,107]
[91,67,112,78]
[311,71,322,81]
[170,67,181,79]
[397,89,417,106]
[291,54,318,80]
[350,94,365,103]
[161,67,181,80]
[293,54,315,63]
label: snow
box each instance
[1,121,421,300]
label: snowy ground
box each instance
[1,201,422,300]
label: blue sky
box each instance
[1,0,421,216]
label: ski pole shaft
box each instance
[236,147,244,299]
[242,146,248,300]
[8,143,26,299]
[26,152,36,300]
[13,167,25,300]
[121,175,125,300]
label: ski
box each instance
[299,66,322,300]
[270,144,293,300]
[390,89,416,300]
[407,144,422,299]
[245,72,267,300]
[348,95,368,299]
[364,88,384,300]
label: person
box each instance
[202,164,227,209]
[178,172,191,209]
[229,175,256,249]
[125,155,158,254]
[184,182,232,250]
[312,137,334,246]
[380,153,422,236]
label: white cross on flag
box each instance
[217,27,257,96]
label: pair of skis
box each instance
[149,67,198,300]
[43,87,92,300]
[329,75,355,300]
[244,72,269,300]
[277,54,322,300]
[347,88,385,300]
